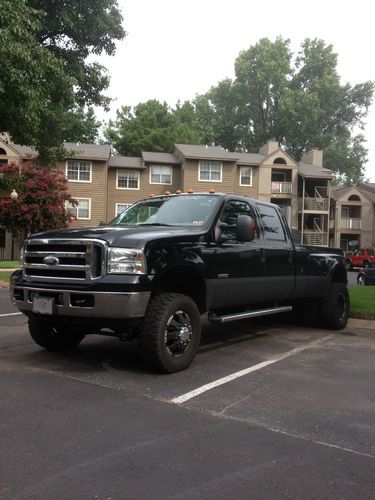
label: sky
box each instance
[96,0,375,181]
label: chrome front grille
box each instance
[22,238,107,283]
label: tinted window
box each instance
[219,201,256,240]
[257,204,286,242]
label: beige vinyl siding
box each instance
[57,159,108,227]
[106,165,182,221]
[236,165,259,198]
[182,159,237,193]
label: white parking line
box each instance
[0,312,22,318]
[172,336,332,404]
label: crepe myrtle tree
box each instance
[0,161,78,249]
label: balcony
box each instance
[301,197,329,211]
[302,231,328,246]
[271,181,292,194]
[340,218,362,230]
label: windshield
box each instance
[109,195,220,227]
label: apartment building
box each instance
[330,183,375,251]
[2,135,371,258]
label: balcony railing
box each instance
[302,231,328,246]
[271,181,292,194]
[301,197,329,211]
[340,218,362,230]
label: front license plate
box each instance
[33,296,54,315]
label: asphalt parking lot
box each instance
[1,284,374,499]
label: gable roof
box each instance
[298,162,333,179]
[237,152,266,165]
[142,152,180,164]
[175,144,239,161]
[64,142,111,160]
[108,156,144,169]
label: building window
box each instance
[117,169,139,190]
[150,165,172,185]
[240,166,252,186]
[115,203,132,216]
[66,160,92,182]
[67,198,91,220]
[199,161,222,182]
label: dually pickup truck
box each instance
[11,192,349,372]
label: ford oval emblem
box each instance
[43,255,60,266]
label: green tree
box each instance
[194,38,374,184]
[105,100,202,156]
[60,107,102,144]
[0,0,124,162]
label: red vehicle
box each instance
[345,248,375,270]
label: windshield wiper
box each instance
[137,223,172,226]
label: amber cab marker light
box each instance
[164,191,171,195]
[187,188,193,193]
[208,188,216,193]
[175,189,182,194]
[149,193,155,197]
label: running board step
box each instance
[208,306,293,324]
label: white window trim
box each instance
[239,166,253,187]
[115,203,132,216]
[116,169,140,190]
[65,160,92,183]
[198,161,222,183]
[67,198,91,220]
[149,165,173,185]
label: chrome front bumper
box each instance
[10,285,150,319]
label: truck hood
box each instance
[29,225,206,248]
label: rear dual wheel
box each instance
[319,283,349,330]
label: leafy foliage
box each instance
[194,38,374,184]
[105,100,202,156]
[0,0,124,162]
[0,161,77,243]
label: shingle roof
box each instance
[108,156,144,169]
[175,144,239,161]
[298,162,333,179]
[64,142,111,160]
[9,143,37,158]
[237,152,266,165]
[142,152,180,164]
[358,183,375,203]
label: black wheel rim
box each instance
[164,310,192,356]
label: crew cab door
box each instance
[204,199,268,309]
[254,202,295,301]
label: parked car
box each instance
[11,192,348,373]
[345,248,375,271]
[357,263,375,286]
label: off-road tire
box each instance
[138,292,201,373]
[319,283,349,330]
[29,318,85,350]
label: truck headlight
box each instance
[107,248,146,274]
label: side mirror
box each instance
[236,215,255,242]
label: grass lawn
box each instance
[0,260,19,269]
[0,271,13,283]
[348,285,375,320]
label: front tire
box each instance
[319,283,349,330]
[29,318,85,350]
[138,293,201,373]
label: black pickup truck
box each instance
[11,192,349,372]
